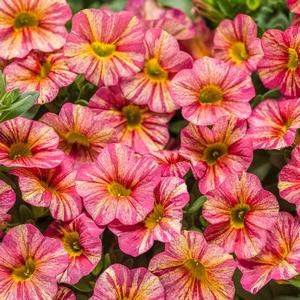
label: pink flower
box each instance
[109,176,189,256]
[64,9,145,86]
[149,230,236,300]
[89,85,173,153]
[76,143,161,226]
[45,213,103,285]
[239,212,300,293]
[53,286,76,300]
[11,157,82,221]
[258,26,300,97]
[40,103,116,166]
[91,263,165,300]
[0,0,72,60]
[171,57,255,125]
[248,98,300,150]
[0,224,68,300]
[0,117,64,168]
[4,51,76,105]
[180,117,253,194]
[203,172,279,259]
[121,28,192,113]
[214,14,263,73]
[288,0,300,14]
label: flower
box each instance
[0,0,72,60]
[203,172,279,259]
[64,9,145,86]
[90,263,165,300]
[214,14,263,73]
[109,176,189,256]
[40,103,115,166]
[239,212,300,294]
[149,230,236,300]
[11,157,82,221]
[171,57,255,125]
[89,85,173,153]
[180,117,253,194]
[258,26,300,97]
[121,28,193,113]
[76,143,161,226]
[248,98,300,150]
[53,286,76,300]
[45,213,103,285]
[147,150,190,177]
[0,117,64,168]
[288,0,300,14]
[4,51,76,105]
[0,224,68,300]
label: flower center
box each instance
[39,62,52,79]
[91,42,116,58]
[65,132,90,148]
[122,104,143,129]
[145,58,168,81]
[199,85,223,104]
[144,203,164,229]
[230,203,251,229]
[14,12,39,29]
[230,42,249,64]
[12,257,36,282]
[108,181,131,197]
[62,231,83,257]
[203,143,228,165]
[9,143,32,160]
[184,259,206,281]
[287,48,299,71]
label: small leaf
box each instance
[188,196,207,213]
[103,253,111,270]
[169,120,188,135]
[92,261,103,276]
[19,205,33,223]
[246,0,261,11]
[73,275,94,293]
[31,206,50,220]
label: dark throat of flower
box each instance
[12,257,36,282]
[203,142,228,165]
[230,203,251,229]
[122,104,143,130]
[14,12,39,29]
[62,231,83,257]
[9,143,32,160]
[199,85,223,104]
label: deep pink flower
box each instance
[288,0,300,14]
[53,286,76,300]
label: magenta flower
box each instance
[53,286,76,300]
[288,0,300,13]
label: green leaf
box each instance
[31,206,50,220]
[246,0,261,10]
[18,205,33,223]
[92,261,103,276]
[158,0,193,16]
[188,196,207,213]
[169,120,188,135]
[103,253,111,270]
[73,275,94,293]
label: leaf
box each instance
[158,0,193,16]
[92,261,103,276]
[18,205,33,223]
[188,196,207,213]
[246,0,261,10]
[169,120,188,135]
[73,275,94,293]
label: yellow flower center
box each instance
[65,132,90,148]
[230,203,251,229]
[287,48,299,71]
[12,258,36,282]
[9,143,32,160]
[108,181,132,197]
[229,42,249,64]
[144,203,164,229]
[203,143,228,165]
[122,104,143,130]
[91,42,116,58]
[199,85,223,104]
[183,259,206,281]
[39,62,52,79]
[62,231,83,257]
[14,12,39,29]
[144,58,168,81]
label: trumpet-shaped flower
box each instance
[76,143,161,226]
[288,0,300,13]
[0,0,72,60]
[171,57,255,125]
[0,117,64,168]
[64,9,145,86]
[53,286,76,300]
[149,230,236,300]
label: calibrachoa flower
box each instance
[109,176,189,256]
[89,85,173,153]
[0,0,72,60]
[239,212,300,293]
[258,26,300,97]
[11,157,82,221]
[214,14,263,73]
[53,286,76,300]
[4,51,76,105]
[64,9,145,86]
[171,57,255,125]
[45,213,103,285]
[76,143,161,226]
[0,117,64,168]
[147,150,190,177]
[180,117,253,194]
[203,172,279,259]
[149,230,236,300]
[248,98,300,150]
[40,103,115,165]
[288,0,300,13]
[91,263,165,300]
[0,224,68,300]
[121,28,193,113]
